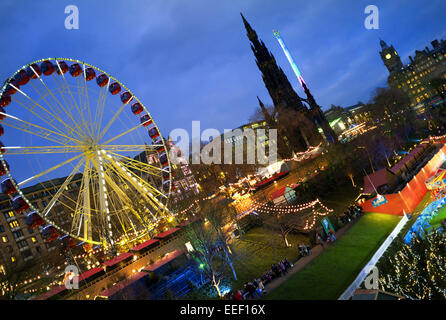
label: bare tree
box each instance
[185,201,237,297]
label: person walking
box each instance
[234,290,243,300]
[280,261,287,274]
[257,278,265,294]
[317,232,325,248]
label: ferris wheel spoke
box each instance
[97,103,128,141]
[90,154,114,244]
[11,95,76,139]
[92,86,106,136]
[82,64,95,137]
[109,154,163,177]
[76,76,94,138]
[1,145,82,155]
[100,144,159,153]
[109,170,159,221]
[81,158,93,241]
[32,69,86,139]
[26,77,82,139]
[88,167,130,230]
[0,114,81,146]
[106,151,167,174]
[94,78,111,138]
[70,162,89,236]
[103,151,167,198]
[17,153,84,187]
[104,154,168,207]
[104,158,161,206]
[50,72,87,139]
[40,158,85,217]
[56,63,91,138]
[100,121,144,146]
[99,169,155,223]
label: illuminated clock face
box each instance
[385,53,391,60]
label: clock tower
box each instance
[379,39,403,73]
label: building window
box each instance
[0,225,4,233]
[17,240,28,249]
[4,211,14,219]
[9,220,19,229]
[12,230,24,240]
[21,249,32,259]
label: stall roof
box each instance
[130,239,159,252]
[102,252,133,267]
[142,250,184,272]
[270,184,298,200]
[155,227,180,239]
[363,168,390,194]
[78,267,104,282]
[390,145,424,174]
[253,171,288,189]
[33,285,66,300]
[99,272,147,298]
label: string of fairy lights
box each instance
[174,192,218,216]
[281,143,322,162]
[247,198,333,231]
[429,133,446,141]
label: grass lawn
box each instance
[230,226,309,290]
[266,213,401,300]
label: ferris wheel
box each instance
[0,58,173,248]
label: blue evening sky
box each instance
[1,0,446,139]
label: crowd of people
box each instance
[226,258,293,300]
[225,203,364,300]
[298,243,311,257]
[316,230,335,247]
[339,204,363,225]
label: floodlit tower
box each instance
[273,30,337,143]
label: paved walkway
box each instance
[261,216,361,296]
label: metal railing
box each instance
[338,214,409,300]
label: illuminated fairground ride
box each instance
[425,163,446,200]
[0,58,174,250]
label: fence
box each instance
[361,144,446,215]
[338,214,409,300]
